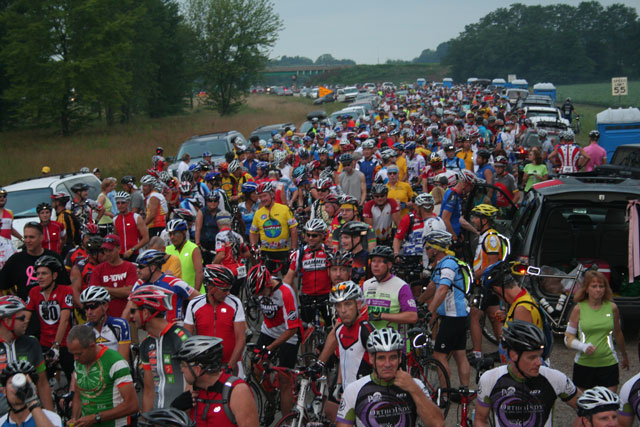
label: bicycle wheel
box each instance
[481,312,498,345]
[240,284,262,333]
[247,381,265,423]
[274,411,309,427]
[410,357,451,418]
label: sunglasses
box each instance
[83,303,102,311]
[0,195,6,199]
[317,189,329,193]
[130,307,138,313]
[388,172,398,175]
[306,233,322,238]
[136,265,149,270]
[116,201,128,205]
[13,315,26,322]
[209,285,232,292]
[374,194,386,198]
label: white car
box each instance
[525,106,570,127]
[2,173,102,244]
[336,86,358,103]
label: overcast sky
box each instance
[269,0,638,64]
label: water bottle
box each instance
[555,294,568,312]
[11,373,27,401]
[539,298,554,314]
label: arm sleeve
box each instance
[394,215,410,240]
[282,288,302,330]
[183,299,196,326]
[362,201,373,219]
[398,284,418,312]
[288,250,298,273]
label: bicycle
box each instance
[299,298,333,356]
[273,369,329,427]
[239,273,263,334]
[243,342,282,426]
[572,114,581,134]
[436,386,477,427]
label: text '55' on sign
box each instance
[612,77,628,96]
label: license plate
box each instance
[237,265,246,278]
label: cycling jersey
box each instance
[336,373,429,426]
[165,240,200,292]
[190,372,246,427]
[0,209,13,240]
[199,207,220,250]
[443,156,465,171]
[67,199,100,226]
[89,261,138,318]
[56,209,81,248]
[41,221,64,254]
[65,246,87,271]
[114,211,142,255]
[26,284,73,347]
[557,144,581,173]
[477,364,577,427]
[432,256,468,317]
[363,199,399,241]
[238,201,259,236]
[440,188,463,236]
[74,346,133,427]
[394,211,425,256]
[87,316,131,353]
[184,294,245,364]
[250,203,298,252]
[386,182,414,218]
[288,244,331,296]
[351,250,369,285]
[0,409,61,426]
[356,157,380,190]
[75,257,96,294]
[258,282,302,345]
[140,323,190,409]
[132,274,196,321]
[335,318,373,385]
[363,275,417,332]
[473,229,505,274]
[407,154,426,182]
[619,371,640,420]
[215,227,248,279]
[145,191,168,229]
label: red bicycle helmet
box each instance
[246,264,271,295]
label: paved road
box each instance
[444,325,640,426]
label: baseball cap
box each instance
[101,234,121,250]
[387,165,399,173]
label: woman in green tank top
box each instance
[564,270,628,392]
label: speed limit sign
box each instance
[612,77,628,96]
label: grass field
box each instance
[556,81,640,108]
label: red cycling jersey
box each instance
[26,284,73,347]
[288,245,331,296]
[191,372,246,427]
[259,282,302,344]
[41,221,64,254]
[114,212,142,255]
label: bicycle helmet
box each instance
[500,319,545,353]
[326,249,353,267]
[404,141,416,151]
[50,192,70,202]
[317,147,329,155]
[172,208,195,223]
[471,204,498,219]
[316,178,333,191]
[178,181,191,194]
[329,281,363,304]
[368,245,394,261]
[120,176,136,185]
[247,264,271,295]
[256,181,274,194]
[304,218,327,233]
[272,151,286,165]
[429,153,442,164]
[272,133,283,143]
[366,328,404,353]
[0,361,37,386]
[80,286,111,305]
[324,194,339,206]
[198,160,213,172]
[188,162,201,173]
[564,130,575,141]
[36,202,52,213]
[241,181,258,194]
[537,129,548,138]
[576,386,620,417]
[431,129,440,138]
[204,192,220,203]
[494,155,508,166]
[0,296,26,319]
[204,172,218,182]
[174,335,224,372]
[114,191,130,201]
[339,194,358,207]
[203,265,235,289]
[380,150,396,160]
[129,285,173,312]
[81,223,99,237]
[34,255,62,273]
[166,219,188,233]
[457,169,478,185]
[371,184,388,196]
[139,408,195,427]
[481,261,514,291]
[588,130,600,140]
[424,230,453,250]
[136,249,167,267]
[362,139,376,149]
[228,160,242,173]
[415,193,435,210]
[140,175,156,186]
[85,236,104,255]
[340,221,369,237]
[71,183,89,193]
[476,149,491,160]
[340,153,353,164]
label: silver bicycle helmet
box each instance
[329,281,363,303]
[140,175,156,185]
[174,335,224,371]
[576,386,620,417]
[228,160,242,173]
[366,328,404,353]
[114,191,130,201]
[0,296,26,319]
[139,408,195,427]
[304,218,327,233]
[80,286,111,305]
[415,193,435,210]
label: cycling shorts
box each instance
[434,316,467,353]
[257,333,299,369]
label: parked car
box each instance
[299,111,327,135]
[524,106,568,125]
[363,83,376,92]
[336,86,358,103]
[505,88,529,105]
[516,94,555,110]
[313,92,335,105]
[3,173,101,243]
[167,131,246,176]
[610,143,640,168]
[381,82,395,91]
[250,123,296,142]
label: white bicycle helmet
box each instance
[80,286,111,305]
[366,328,404,353]
[304,218,327,233]
[362,139,376,149]
[415,193,435,210]
[228,160,242,173]
[273,150,286,165]
[457,169,478,185]
[576,386,620,417]
[114,191,130,201]
[0,296,26,319]
[329,281,363,304]
[166,219,188,233]
[178,181,191,194]
[140,175,156,186]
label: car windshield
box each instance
[177,137,229,158]
[6,188,52,218]
[527,111,557,119]
[345,87,358,95]
[611,147,640,167]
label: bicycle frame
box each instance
[288,374,328,427]
[437,387,477,427]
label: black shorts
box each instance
[299,293,332,326]
[257,333,300,369]
[479,292,501,312]
[434,316,468,353]
[572,363,619,389]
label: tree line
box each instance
[443,1,640,84]
[268,54,355,67]
[0,0,280,135]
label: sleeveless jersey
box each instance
[557,144,581,173]
[473,229,505,273]
[87,316,131,353]
[41,221,64,254]
[335,319,373,385]
[620,371,640,421]
[200,208,219,249]
[114,211,142,254]
[74,346,133,427]
[575,300,617,367]
[145,191,167,228]
[192,372,246,427]
[288,245,331,296]
[440,188,463,236]
[140,323,191,409]
[165,240,200,292]
[0,209,13,240]
[477,365,577,427]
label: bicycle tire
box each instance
[274,411,309,427]
[240,283,262,334]
[410,357,451,418]
[481,312,499,345]
[247,380,266,424]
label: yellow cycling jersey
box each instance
[505,290,543,330]
[250,202,298,251]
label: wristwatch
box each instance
[95,413,102,423]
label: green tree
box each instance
[184,0,282,115]
[269,55,313,66]
[315,53,356,65]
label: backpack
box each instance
[506,299,554,361]
[195,375,239,423]
[441,255,474,296]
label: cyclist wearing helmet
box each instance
[139,407,195,427]
[165,219,203,292]
[337,222,372,285]
[212,211,249,284]
[456,135,475,171]
[249,182,298,275]
[330,196,375,250]
[50,192,79,254]
[184,265,246,372]
[81,286,131,361]
[238,182,260,238]
[246,263,302,416]
[70,234,104,309]
[152,146,166,172]
[583,130,607,172]
[113,191,149,261]
[67,182,104,227]
[363,184,401,246]
[336,328,445,427]
[120,175,145,216]
[440,170,480,241]
[227,160,253,203]
[575,386,620,427]
[549,130,590,174]
[338,154,367,206]
[386,164,415,218]
[36,202,64,255]
[405,141,426,183]
[475,320,579,427]
[25,255,74,382]
[443,143,465,171]
[129,285,191,412]
[173,336,258,426]
[491,154,519,204]
[0,296,54,413]
[195,192,221,257]
[374,149,396,185]
[327,249,354,285]
[356,140,381,193]
[141,175,168,237]
[63,222,98,272]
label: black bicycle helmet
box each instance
[326,250,353,267]
[341,221,369,237]
[139,408,195,427]
[476,149,491,159]
[368,245,394,261]
[85,236,104,255]
[36,203,52,213]
[500,320,545,353]
[203,265,235,289]
[371,184,388,196]
[481,261,514,291]
[174,336,224,371]
[70,183,89,193]
[0,361,37,386]
[34,255,62,273]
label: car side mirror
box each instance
[526,266,541,276]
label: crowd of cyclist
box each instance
[0,81,626,426]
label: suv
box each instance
[250,123,296,142]
[2,173,101,242]
[516,94,555,110]
[167,131,246,176]
[465,175,640,319]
